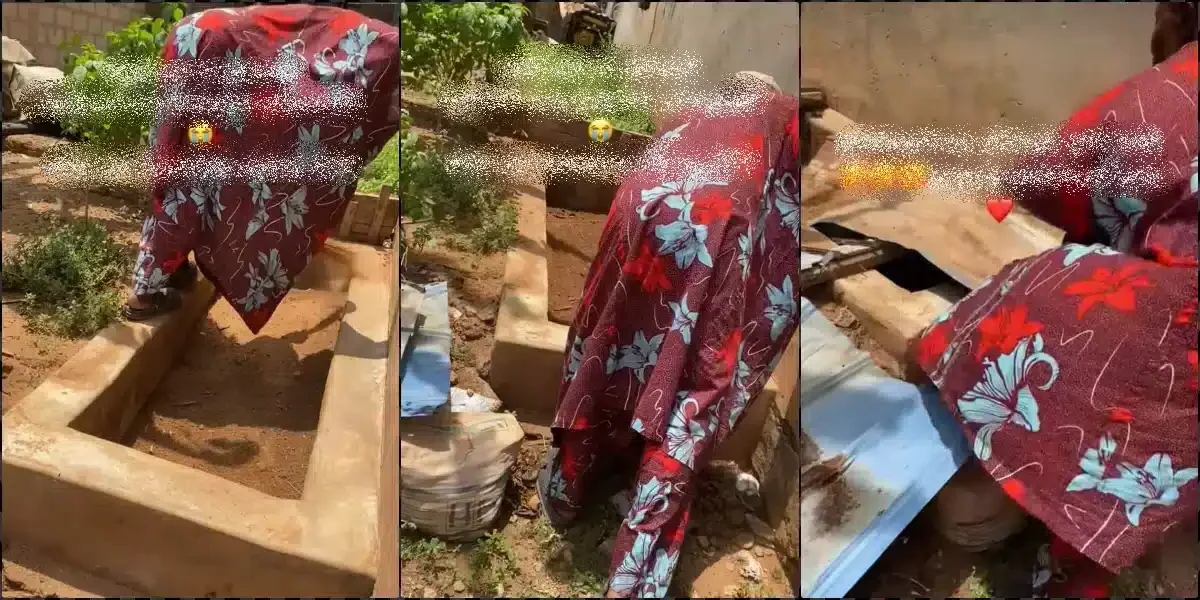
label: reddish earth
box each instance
[404,239,506,398]
[2,148,143,413]
[123,287,345,499]
[545,207,607,325]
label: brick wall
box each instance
[1,3,153,72]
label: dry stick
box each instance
[800,453,852,495]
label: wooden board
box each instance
[802,136,1063,290]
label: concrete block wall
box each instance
[1,4,153,72]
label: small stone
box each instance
[722,584,740,598]
[737,551,763,582]
[737,534,755,550]
[422,587,437,598]
[754,546,767,557]
[726,508,746,527]
[696,535,710,550]
[449,307,463,320]
[527,494,541,513]
[551,541,574,566]
[453,581,465,593]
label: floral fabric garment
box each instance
[916,42,1199,573]
[133,5,399,332]
[543,92,801,597]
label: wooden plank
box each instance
[338,200,358,239]
[802,114,1063,289]
[367,186,393,245]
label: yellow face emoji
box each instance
[188,121,214,145]
[588,118,613,143]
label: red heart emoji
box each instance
[985,195,1014,222]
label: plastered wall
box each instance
[801,2,1158,126]
[612,2,800,96]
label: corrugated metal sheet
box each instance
[800,297,971,598]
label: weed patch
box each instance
[359,133,399,195]
[2,219,131,337]
[469,531,520,595]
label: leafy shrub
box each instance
[400,2,527,92]
[57,3,187,147]
[359,133,400,195]
[502,42,655,134]
[400,108,516,254]
[1,220,131,338]
[400,2,528,255]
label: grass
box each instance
[359,132,399,195]
[1,219,130,338]
[508,42,656,135]
[959,567,992,598]
[469,531,521,595]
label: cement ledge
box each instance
[301,276,390,578]
[2,270,386,595]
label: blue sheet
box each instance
[400,282,452,418]
[800,297,972,598]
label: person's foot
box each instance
[536,447,578,529]
[122,289,183,321]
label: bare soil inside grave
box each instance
[546,207,607,325]
[124,288,345,499]
[400,438,796,599]
[2,148,144,414]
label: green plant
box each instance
[1,220,131,338]
[502,42,655,134]
[57,3,187,147]
[400,108,517,254]
[400,534,451,561]
[400,2,527,92]
[359,133,400,195]
[468,531,520,595]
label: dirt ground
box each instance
[2,140,146,597]
[122,288,345,499]
[402,229,793,597]
[2,146,143,413]
[544,207,607,325]
[401,438,795,598]
[404,239,506,397]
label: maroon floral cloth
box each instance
[916,42,1199,574]
[540,90,801,597]
[133,5,399,332]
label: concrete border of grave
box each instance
[1,245,391,596]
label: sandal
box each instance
[122,289,183,321]
[167,260,198,291]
